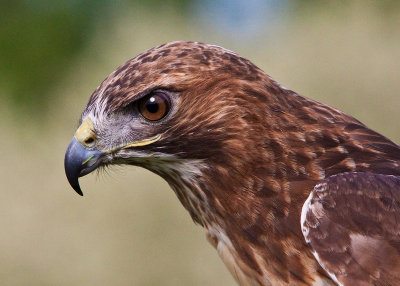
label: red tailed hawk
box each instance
[64,41,400,286]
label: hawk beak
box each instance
[64,137,103,196]
[64,119,103,196]
[64,118,162,196]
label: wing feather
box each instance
[301,172,400,286]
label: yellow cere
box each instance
[75,119,95,147]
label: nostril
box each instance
[84,137,95,145]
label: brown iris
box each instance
[138,92,170,121]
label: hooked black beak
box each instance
[64,137,103,196]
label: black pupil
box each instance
[146,96,159,113]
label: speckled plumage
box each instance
[69,41,400,285]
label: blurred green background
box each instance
[0,0,399,285]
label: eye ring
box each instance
[138,91,171,121]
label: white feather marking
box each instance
[301,187,344,286]
[312,251,343,286]
[300,190,314,242]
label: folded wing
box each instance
[301,172,400,286]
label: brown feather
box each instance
[302,173,400,285]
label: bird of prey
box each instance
[65,41,400,286]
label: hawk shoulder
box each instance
[301,172,400,286]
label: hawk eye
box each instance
[138,92,170,121]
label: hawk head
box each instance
[64,41,292,223]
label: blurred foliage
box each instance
[0,0,190,117]
[0,0,106,113]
